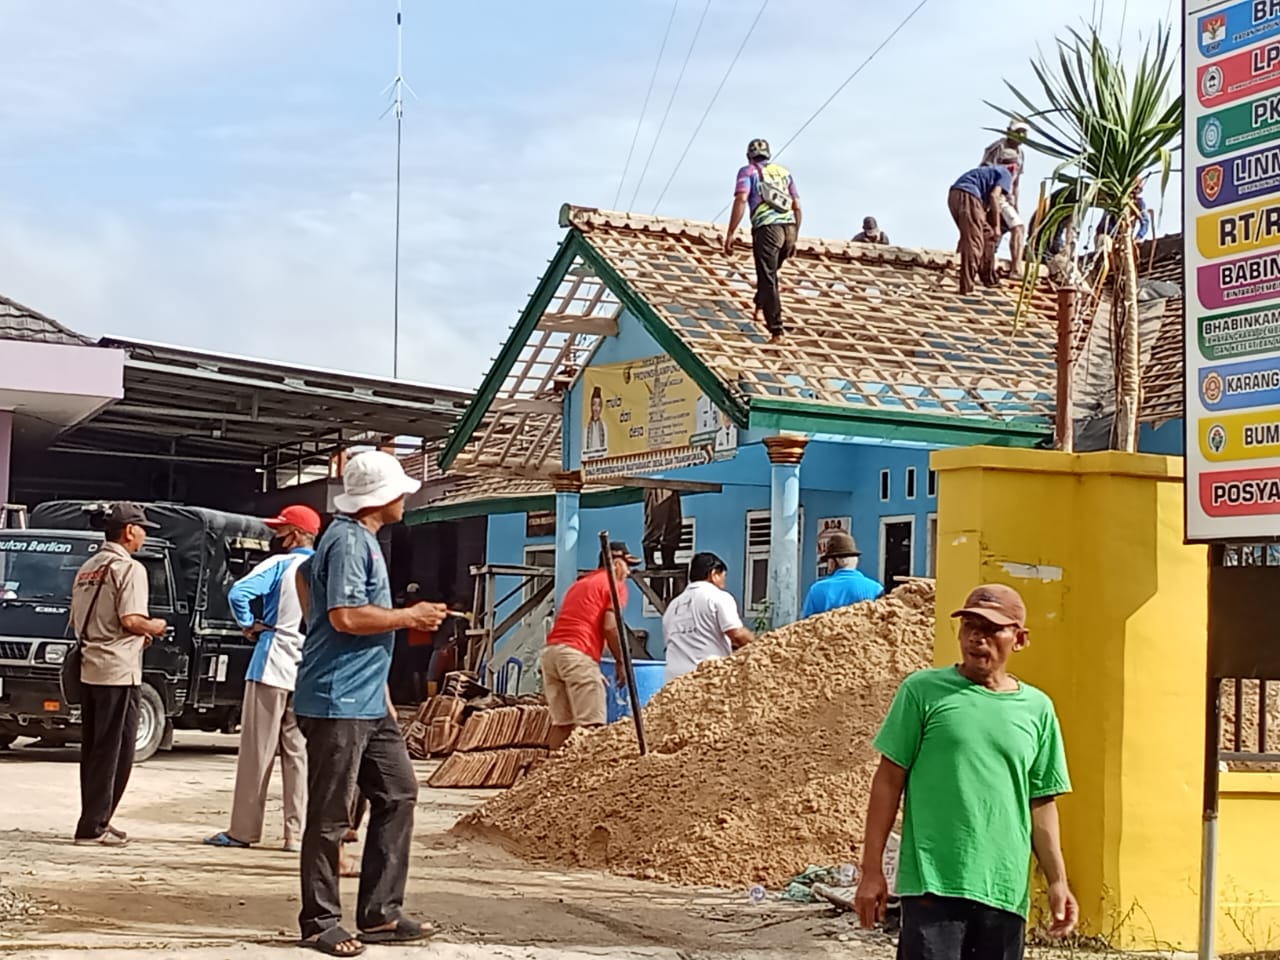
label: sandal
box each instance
[301,926,365,956]
[358,918,434,944]
[203,831,249,848]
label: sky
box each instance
[0,0,1181,391]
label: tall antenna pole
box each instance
[381,1,413,378]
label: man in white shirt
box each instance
[662,552,754,683]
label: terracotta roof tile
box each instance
[0,294,93,346]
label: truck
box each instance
[0,501,273,761]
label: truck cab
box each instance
[0,502,272,761]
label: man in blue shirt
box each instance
[948,161,1016,294]
[802,532,884,618]
[293,451,447,956]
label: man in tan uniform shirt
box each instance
[70,503,167,846]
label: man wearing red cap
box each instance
[205,504,321,852]
[855,583,1078,958]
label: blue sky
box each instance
[0,0,1179,390]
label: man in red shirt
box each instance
[542,541,639,749]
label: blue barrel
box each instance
[599,659,666,723]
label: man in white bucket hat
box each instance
[293,451,447,955]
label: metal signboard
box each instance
[1186,0,1280,540]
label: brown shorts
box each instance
[541,644,606,727]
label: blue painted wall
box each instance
[1139,419,1185,456]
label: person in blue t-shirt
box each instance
[802,532,885,619]
[293,451,447,957]
[948,161,1017,294]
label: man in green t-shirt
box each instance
[854,583,1078,958]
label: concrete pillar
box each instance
[0,411,13,506]
[763,435,808,629]
[551,471,582,608]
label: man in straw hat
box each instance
[801,531,883,618]
[855,583,1078,957]
[293,451,447,955]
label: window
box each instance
[138,554,174,611]
[927,469,938,498]
[523,546,555,602]
[905,467,917,500]
[1222,544,1280,566]
[642,518,696,616]
[879,470,890,502]
[879,515,915,587]
[926,513,938,578]
[743,508,803,614]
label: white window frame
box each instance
[744,507,804,615]
[926,513,938,578]
[905,467,917,500]
[879,514,916,587]
[522,545,555,602]
[879,469,891,502]
[642,517,696,617]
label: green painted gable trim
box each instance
[747,396,1052,447]
[405,485,642,525]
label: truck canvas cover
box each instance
[29,502,272,625]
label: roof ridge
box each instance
[0,293,94,345]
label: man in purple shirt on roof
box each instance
[948,161,1017,294]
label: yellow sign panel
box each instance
[580,355,737,479]
[1197,197,1280,259]
[1199,409,1280,461]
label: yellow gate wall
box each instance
[931,446,1280,952]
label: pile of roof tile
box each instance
[425,697,553,789]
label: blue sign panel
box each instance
[1199,0,1280,60]
[1200,354,1280,410]
[1197,144,1280,207]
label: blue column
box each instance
[763,436,808,629]
[552,474,582,608]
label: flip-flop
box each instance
[357,918,434,944]
[203,831,249,848]
[300,926,365,957]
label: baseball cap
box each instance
[821,531,861,560]
[107,502,159,530]
[863,216,878,231]
[951,584,1027,628]
[608,541,642,566]
[263,504,321,535]
[333,450,422,514]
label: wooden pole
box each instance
[1056,287,1075,453]
[598,531,646,754]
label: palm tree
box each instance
[992,25,1181,452]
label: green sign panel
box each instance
[1199,91,1280,157]
[1199,305,1280,360]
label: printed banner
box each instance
[1197,249,1280,308]
[1196,146,1280,208]
[1199,356,1280,410]
[579,354,737,480]
[1196,196,1280,257]
[1198,1,1280,59]
[1198,39,1280,107]
[1198,91,1280,157]
[1200,409,1280,460]
[1199,305,1280,359]
[1199,464,1280,516]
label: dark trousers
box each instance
[751,223,798,334]
[948,188,998,294]
[297,714,418,939]
[75,684,140,840]
[898,895,1026,960]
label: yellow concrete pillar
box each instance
[932,447,1210,949]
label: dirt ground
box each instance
[0,732,896,960]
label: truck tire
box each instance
[135,684,166,763]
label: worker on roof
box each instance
[981,121,1030,279]
[722,138,802,344]
[541,541,640,749]
[801,532,884,618]
[661,552,754,684]
[852,216,890,245]
[948,159,1018,295]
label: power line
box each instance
[711,0,931,222]
[629,0,714,211]
[614,0,681,210]
[650,0,769,213]
[380,0,416,379]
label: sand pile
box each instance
[456,580,935,887]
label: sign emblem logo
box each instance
[1202,65,1224,99]
[1201,165,1225,202]
[1202,117,1224,153]
[1204,371,1226,406]
[1202,14,1226,49]
[1208,423,1228,453]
